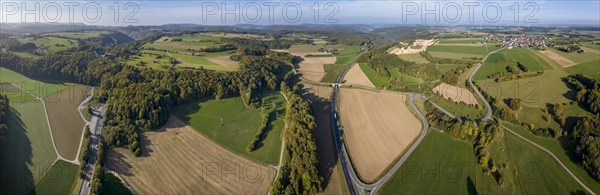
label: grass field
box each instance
[397,53,430,64]
[18,37,78,53]
[475,128,586,194]
[380,128,589,194]
[12,51,42,59]
[172,92,285,164]
[0,101,57,194]
[475,48,553,80]
[500,122,600,193]
[126,52,175,70]
[566,59,600,80]
[147,35,222,54]
[141,50,237,71]
[478,70,570,108]
[427,45,489,56]
[359,63,393,89]
[428,51,483,61]
[548,48,599,64]
[437,38,485,44]
[45,31,108,39]
[0,83,35,103]
[102,172,133,195]
[389,68,423,85]
[379,130,478,194]
[581,42,600,50]
[425,92,484,120]
[44,85,89,161]
[321,64,345,83]
[32,160,78,195]
[0,67,74,98]
[332,45,361,65]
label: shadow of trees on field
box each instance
[105,151,135,177]
[298,84,339,191]
[466,176,478,195]
[0,106,34,195]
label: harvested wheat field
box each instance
[539,50,577,67]
[106,117,276,195]
[343,64,375,88]
[295,52,336,81]
[339,89,422,182]
[44,85,91,161]
[153,41,207,50]
[582,47,600,55]
[300,84,342,194]
[206,56,239,68]
[433,83,479,106]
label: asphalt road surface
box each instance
[79,104,105,195]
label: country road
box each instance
[327,49,457,195]
[467,47,503,122]
[323,45,596,195]
[79,104,106,195]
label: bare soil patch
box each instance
[389,39,436,55]
[44,85,90,160]
[105,117,276,195]
[206,56,239,68]
[432,83,478,106]
[539,50,577,67]
[343,64,375,87]
[339,89,422,182]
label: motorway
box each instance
[79,104,106,195]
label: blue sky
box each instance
[1,1,599,26]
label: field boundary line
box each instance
[501,124,596,195]
[5,79,67,163]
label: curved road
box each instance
[315,46,594,195]
[327,50,457,195]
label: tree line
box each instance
[425,108,505,185]
[270,80,322,195]
[358,48,440,88]
[1,33,327,193]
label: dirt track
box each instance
[44,85,90,161]
[432,83,479,105]
[343,64,375,88]
[106,117,276,195]
[339,89,421,182]
[539,50,576,67]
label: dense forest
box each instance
[0,33,325,192]
[270,80,322,195]
[563,74,600,181]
